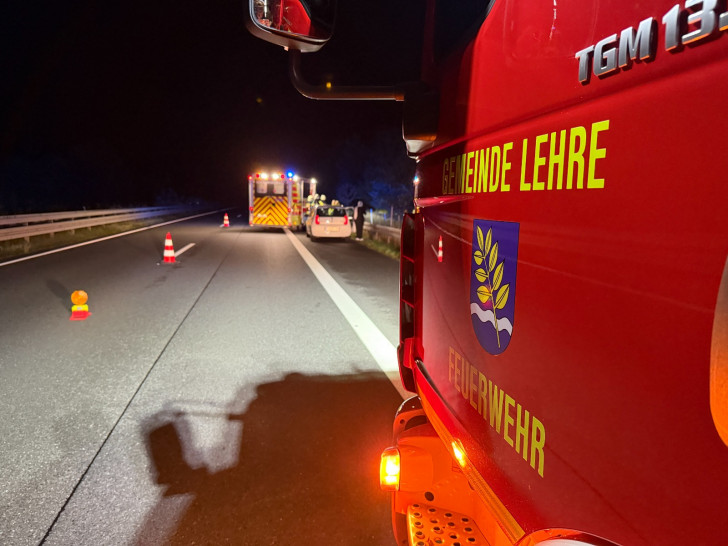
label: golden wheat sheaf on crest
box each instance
[472,226,511,349]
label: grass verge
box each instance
[354,231,400,260]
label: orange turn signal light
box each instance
[451,440,467,469]
[379,447,400,491]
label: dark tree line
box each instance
[331,129,416,214]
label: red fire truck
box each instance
[247,1,728,544]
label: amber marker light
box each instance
[451,440,467,469]
[379,447,400,491]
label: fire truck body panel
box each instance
[403,0,728,543]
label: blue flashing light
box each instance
[287,171,295,178]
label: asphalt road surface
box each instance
[0,211,406,545]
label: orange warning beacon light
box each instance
[70,290,91,321]
[379,447,400,491]
[163,232,176,263]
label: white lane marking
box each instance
[284,228,408,399]
[0,210,225,268]
[175,243,196,257]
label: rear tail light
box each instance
[379,447,400,491]
[249,206,254,212]
[343,214,349,225]
[315,215,320,224]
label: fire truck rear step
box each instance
[407,503,488,546]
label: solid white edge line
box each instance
[174,243,196,257]
[0,209,226,267]
[284,228,409,399]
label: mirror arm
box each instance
[289,50,405,101]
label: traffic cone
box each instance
[223,213,230,227]
[163,232,176,263]
[438,236,443,262]
[69,290,91,321]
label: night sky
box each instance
[1,1,424,212]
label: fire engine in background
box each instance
[248,171,316,229]
[247,1,728,545]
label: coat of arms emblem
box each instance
[470,220,519,355]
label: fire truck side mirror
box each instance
[245,0,434,151]
[246,0,335,53]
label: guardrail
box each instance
[364,223,401,249]
[0,206,190,243]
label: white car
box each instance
[305,205,352,240]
